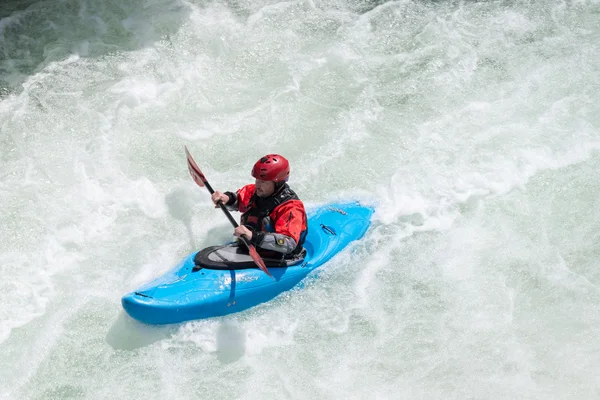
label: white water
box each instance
[1,0,600,398]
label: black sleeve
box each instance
[250,231,265,246]
[224,191,237,206]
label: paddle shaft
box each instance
[202,180,240,228]
[202,182,256,250]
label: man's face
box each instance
[255,179,276,197]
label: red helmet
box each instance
[251,154,290,182]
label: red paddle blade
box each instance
[247,244,272,278]
[184,146,207,187]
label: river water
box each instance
[1,0,600,399]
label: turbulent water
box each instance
[1,0,600,398]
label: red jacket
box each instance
[235,184,307,245]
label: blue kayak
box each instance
[121,202,373,325]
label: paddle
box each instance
[184,146,272,278]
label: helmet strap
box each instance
[274,181,286,192]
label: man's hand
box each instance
[234,225,253,241]
[211,191,229,208]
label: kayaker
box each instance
[211,154,308,258]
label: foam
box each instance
[2,0,600,398]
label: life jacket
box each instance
[240,183,307,257]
